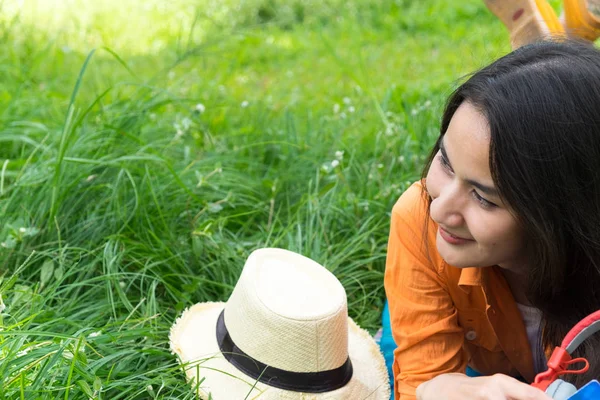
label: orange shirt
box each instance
[384,181,539,400]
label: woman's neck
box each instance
[499,267,532,306]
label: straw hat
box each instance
[169,248,391,399]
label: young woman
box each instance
[384,39,600,400]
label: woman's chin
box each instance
[436,236,477,268]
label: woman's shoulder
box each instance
[391,180,430,225]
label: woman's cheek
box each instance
[468,212,515,250]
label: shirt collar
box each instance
[458,266,484,291]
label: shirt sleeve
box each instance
[384,183,467,400]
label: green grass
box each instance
[0,0,515,398]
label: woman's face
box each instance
[425,101,527,269]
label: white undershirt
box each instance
[516,303,547,375]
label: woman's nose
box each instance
[430,185,465,228]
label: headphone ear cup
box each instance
[545,379,578,400]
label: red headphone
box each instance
[531,310,600,392]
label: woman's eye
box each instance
[438,154,453,174]
[472,190,497,209]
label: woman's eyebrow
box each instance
[440,136,499,197]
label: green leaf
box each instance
[318,181,336,197]
[40,260,54,288]
[93,376,102,392]
[146,384,156,398]
[12,284,32,306]
[78,349,88,365]
[2,236,16,249]
[54,265,64,281]
[77,380,93,397]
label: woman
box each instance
[384,39,600,400]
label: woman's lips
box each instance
[439,226,473,245]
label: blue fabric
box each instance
[465,366,484,377]
[380,300,396,399]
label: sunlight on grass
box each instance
[4,0,213,55]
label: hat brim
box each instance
[169,302,391,399]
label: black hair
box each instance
[422,39,600,386]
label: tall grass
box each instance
[0,0,511,398]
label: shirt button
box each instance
[465,330,477,341]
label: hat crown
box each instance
[224,248,349,373]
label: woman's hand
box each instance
[416,373,552,400]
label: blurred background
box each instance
[0,0,531,398]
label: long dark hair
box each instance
[422,39,600,386]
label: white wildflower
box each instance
[411,109,418,116]
[335,150,344,160]
[208,203,223,214]
[88,331,102,338]
[385,124,394,136]
[182,117,192,131]
[241,101,249,108]
[398,155,406,163]
[331,160,340,168]
[195,103,205,113]
[19,227,26,234]
[348,106,355,113]
[321,163,332,173]
[343,97,351,105]
[333,103,340,114]
[86,175,97,182]
[119,281,126,289]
